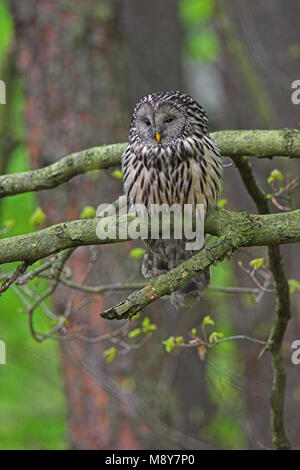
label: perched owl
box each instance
[122,91,223,307]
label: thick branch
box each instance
[0,208,300,265]
[0,143,127,198]
[1,130,300,198]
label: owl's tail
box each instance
[142,239,209,308]
[170,268,210,308]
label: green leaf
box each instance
[128,328,142,339]
[217,198,228,209]
[209,331,224,344]
[142,317,157,334]
[267,169,284,184]
[142,317,150,328]
[149,324,157,331]
[111,169,123,179]
[29,207,46,228]
[102,347,117,363]
[80,206,96,219]
[288,279,300,294]
[175,336,185,345]
[162,336,176,353]
[130,312,140,320]
[249,258,264,270]
[129,247,146,259]
[202,315,215,328]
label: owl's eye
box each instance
[144,119,151,126]
[164,117,174,123]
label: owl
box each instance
[122,91,223,307]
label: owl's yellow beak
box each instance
[155,132,161,142]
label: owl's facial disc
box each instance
[135,103,185,145]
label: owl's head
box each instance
[130,91,208,146]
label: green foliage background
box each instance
[0,0,66,449]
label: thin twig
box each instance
[38,275,263,296]
[182,334,267,349]
[233,155,291,450]
[0,261,29,295]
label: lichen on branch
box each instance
[1,129,300,199]
[0,208,300,265]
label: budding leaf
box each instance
[131,312,140,320]
[30,207,46,228]
[202,315,215,328]
[175,336,185,345]
[267,169,284,184]
[129,248,146,259]
[103,347,117,363]
[162,336,176,353]
[288,279,300,294]
[80,206,96,219]
[249,258,264,270]
[217,198,228,209]
[142,317,157,334]
[209,331,224,344]
[111,169,123,179]
[128,328,142,339]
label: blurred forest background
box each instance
[0,0,300,450]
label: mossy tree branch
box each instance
[0,208,300,265]
[1,129,300,199]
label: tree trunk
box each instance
[10,0,184,449]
